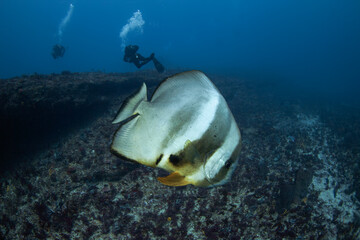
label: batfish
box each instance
[111,70,241,187]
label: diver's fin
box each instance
[152,57,165,73]
[157,172,190,186]
[112,83,147,124]
[184,140,201,164]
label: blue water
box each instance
[1,0,360,103]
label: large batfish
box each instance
[111,70,241,187]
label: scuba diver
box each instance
[124,45,164,73]
[51,44,66,59]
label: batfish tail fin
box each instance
[111,114,141,160]
[111,82,153,164]
[112,83,147,124]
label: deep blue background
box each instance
[1,0,359,104]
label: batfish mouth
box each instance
[202,159,215,185]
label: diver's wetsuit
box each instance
[52,44,66,59]
[124,45,154,68]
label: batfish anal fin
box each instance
[157,172,190,187]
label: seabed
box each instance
[0,70,359,239]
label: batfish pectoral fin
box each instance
[184,139,201,164]
[157,172,191,187]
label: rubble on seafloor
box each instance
[0,70,359,239]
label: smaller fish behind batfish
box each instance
[111,70,241,187]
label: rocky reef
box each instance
[0,70,359,239]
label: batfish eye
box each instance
[225,159,232,168]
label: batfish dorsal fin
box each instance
[157,172,191,186]
[112,83,147,124]
[150,70,217,102]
